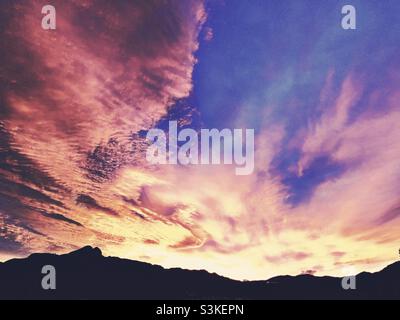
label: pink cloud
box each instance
[265,251,312,264]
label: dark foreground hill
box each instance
[0,246,399,300]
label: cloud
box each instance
[1,0,205,184]
[0,0,207,258]
[40,211,83,227]
[265,251,312,264]
[298,73,363,175]
[123,69,400,280]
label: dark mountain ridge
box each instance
[0,246,399,300]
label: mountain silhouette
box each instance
[0,246,399,300]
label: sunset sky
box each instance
[1,0,400,280]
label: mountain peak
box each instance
[70,246,103,257]
[381,260,400,273]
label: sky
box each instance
[0,0,400,280]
